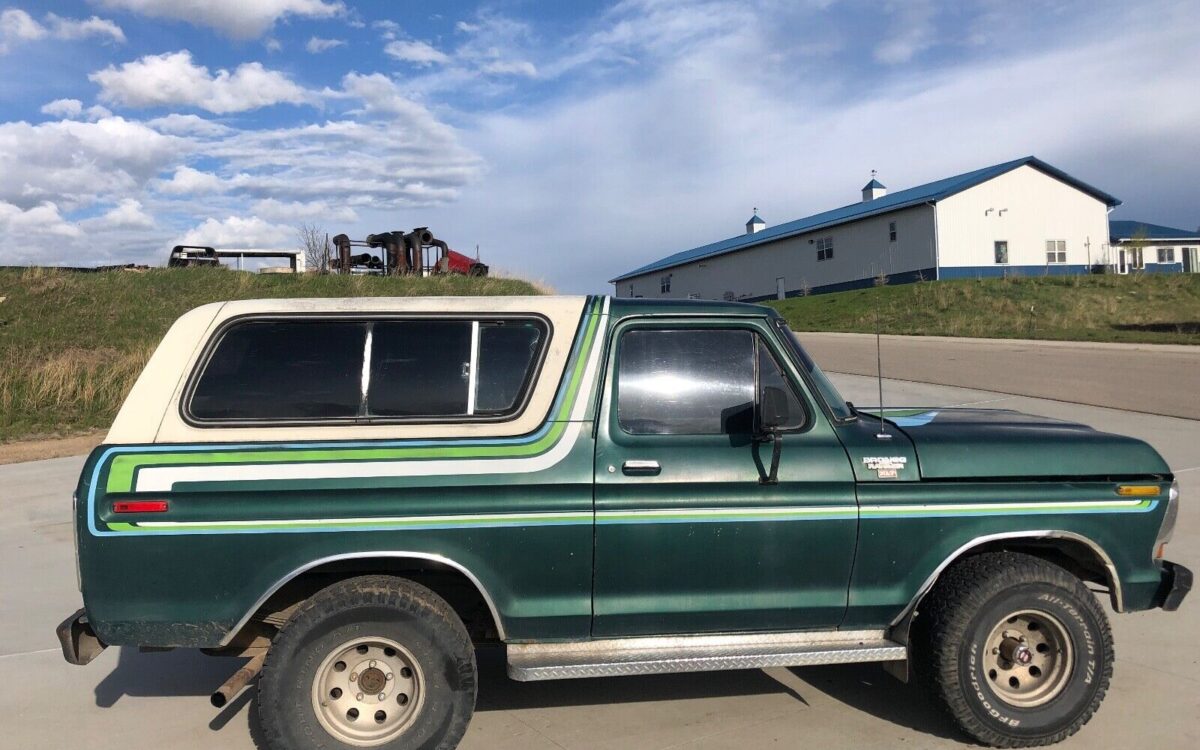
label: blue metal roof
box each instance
[1110,220,1200,241]
[611,156,1122,282]
[863,178,886,189]
[746,214,765,225]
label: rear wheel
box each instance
[257,575,477,750]
[913,551,1113,747]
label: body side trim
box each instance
[219,551,508,646]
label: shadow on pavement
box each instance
[90,645,962,745]
[789,663,962,741]
[93,647,246,708]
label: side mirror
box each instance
[758,386,790,432]
[756,386,789,485]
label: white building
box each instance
[611,156,1122,301]
[1109,221,1200,274]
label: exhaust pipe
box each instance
[211,652,266,708]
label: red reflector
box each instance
[112,500,169,514]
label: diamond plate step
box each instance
[507,629,905,681]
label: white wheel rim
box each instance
[310,636,425,746]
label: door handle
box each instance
[622,460,661,476]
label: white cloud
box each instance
[175,215,295,248]
[97,0,343,39]
[264,37,282,53]
[90,51,310,114]
[384,40,449,66]
[373,19,401,40]
[156,166,226,195]
[0,116,184,211]
[41,99,84,118]
[875,0,937,64]
[481,60,537,77]
[44,13,125,43]
[0,201,81,240]
[0,9,45,43]
[84,198,155,229]
[306,36,345,53]
[252,198,358,223]
[1,8,124,53]
[146,113,232,137]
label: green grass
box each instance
[0,267,542,442]
[768,274,1200,345]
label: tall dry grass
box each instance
[0,346,152,440]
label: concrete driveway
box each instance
[1,374,1196,750]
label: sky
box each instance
[0,0,1197,292]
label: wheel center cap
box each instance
[1000,637,1033,665]
[358,667,386,694]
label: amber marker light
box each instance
[1115,485,1160,497]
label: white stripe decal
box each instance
[133,305,610,493]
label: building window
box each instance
[660,274,672,293]
[994,241,1009,264]
[888,221,897,242]
[1157,247,1176,263]
[1129,247,1144,270]
[816,236,834,261]
[1045,240,1066,264]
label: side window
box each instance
[616,328,807,435]
[475,321,544,413]
[190,321,366,420]
[757,339,806,430]
[189,316,547,424]
[368,321,472,416]
[618,329,754,435]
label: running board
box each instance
[507,630,905,681]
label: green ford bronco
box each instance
[58,295,1189,749]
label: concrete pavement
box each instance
[800,332,1200,419]
[1,375,1197,750]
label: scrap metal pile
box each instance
[331,227,488,277]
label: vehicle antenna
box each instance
[875,284,891,440]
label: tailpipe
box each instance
[211,652,266,708]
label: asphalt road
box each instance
[801,333,1200,420]
[2,374,1197,750]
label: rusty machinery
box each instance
[330,228,488,277]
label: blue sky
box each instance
[1,0,1197,291]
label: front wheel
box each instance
[257,575,477,750]
[913,551,1113,747]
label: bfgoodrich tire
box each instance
[257,575,477,750]
[913,551,1113,747]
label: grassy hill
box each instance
[768,274,1200,345]
[0,267,541,442]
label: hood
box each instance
[881,408,1170,480]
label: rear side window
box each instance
[476,322,544,413]
[188,316,548,424]
[368,321,472,416]
[190,321,366,420]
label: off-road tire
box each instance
[912,551,1113,747]
[257,575,477,750]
